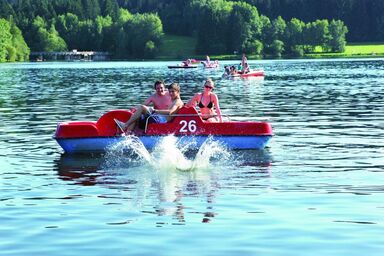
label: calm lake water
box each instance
[1,59,383,255]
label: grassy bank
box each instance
[157,35,197,60]
[157,34,384,60]
[305,43,384,58]
[345,43,384,55]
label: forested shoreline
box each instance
[0,0,381,62]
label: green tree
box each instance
[5,45,16,61]
[269,39,284,57]
[76,20,94,50]
[0,1,16,19]
[144,40,156,58]
[263,15,286,54]
[0,18,29,62]
[111,9,163,58]
[114,27,128,58]
[56,13,80,50]
[81,0,101,19]
[0,18,12,62]
[97,15,114,51]
[159,0,196,36]
[116,8,132,24]
[303,19,330,53]
[10,18,30,61]
[242,39,263,55]
[260,14,271,43]
[44,24,67,51]
[193,0,231,54]
[109,8,133,58]
[290,45,304,57]
[284,18,305,55]
[328,19,348,52]
[226,1,262,53]
[100,0,119,20]
[125,13,163,58]
[30,16,67,52]
[272,16,286,41]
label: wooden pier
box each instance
[30,50,110,61]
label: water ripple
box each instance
[1,59,384,255]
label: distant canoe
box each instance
[168,65,198,69]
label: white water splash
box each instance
[102,135,233,207]
[192,136,231,170]
[104,135,231,172]
[150,135,194,171]
[150,135,231,172]
[104,135,152,168]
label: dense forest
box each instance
[0,0,381,62]
[122,0,384,42]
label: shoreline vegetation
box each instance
[155,35,384,61]
[3,1,384,63]
[0,1,350,63]
[28,37,384,62]
[26,36,384,62]
[2,1,384,62]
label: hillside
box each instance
[157,35,197,60]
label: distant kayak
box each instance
[168,65,198,69]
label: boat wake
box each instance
[103,135,232,171]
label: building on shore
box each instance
[30,50,110,61]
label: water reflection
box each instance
[55,153,105,186]
[3,59,384,254]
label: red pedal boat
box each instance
[54,107,273,154]
[225,69,265,78]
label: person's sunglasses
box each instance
[204,85,213,89]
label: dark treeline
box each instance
[122,0,384,42]
[239,0,384,42]
[0,0,163,60]
[0,0,376,61]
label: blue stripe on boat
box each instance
[55,135,272,153]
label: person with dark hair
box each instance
[116,83,184,133]
[223,65,231,76]
[232,66,237,75]
[143,80,172,110]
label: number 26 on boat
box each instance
[179,120,197,133]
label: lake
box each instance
[0,59,383,255]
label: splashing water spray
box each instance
[104,135,152,168]
[192,136,231,169]
[104,135,231,171]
